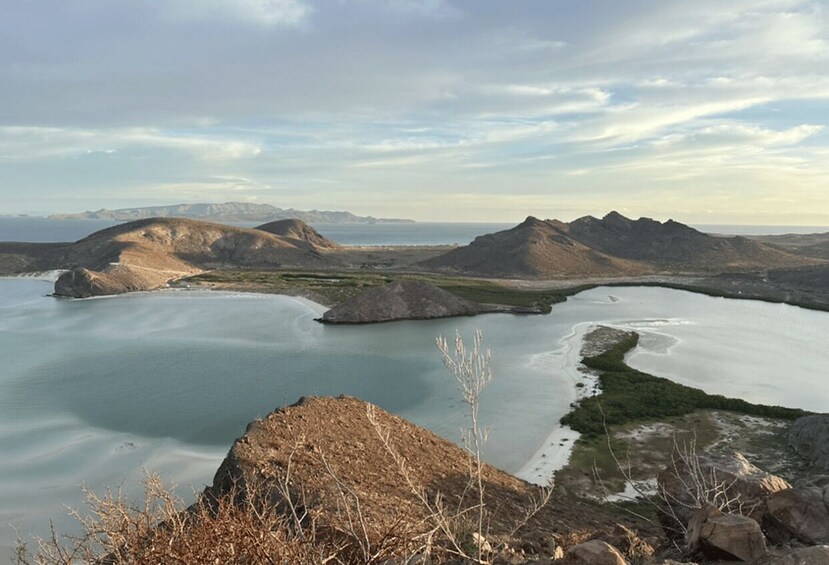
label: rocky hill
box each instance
[421,212,813,278]
[320,280,489,323]
[255,218,340,250]
[568,212,802,267]
[419,216,651,278]
[24,217,342,297]
[50,202,413,224]
[206,396,620,551]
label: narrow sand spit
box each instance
[515,322,601,486]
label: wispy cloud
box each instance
[3,1,829,222]
[160,0,311,27]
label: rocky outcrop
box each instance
[686,505,767,562]
[205,396,558,541]
[657,451,790,535]
[764,476,829,545]
[55,267,143,298]
[255,219,340,250]
[564,539,629,564]
[789,415,829,472]
[320,280,487,323]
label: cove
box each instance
[1,280,828,557]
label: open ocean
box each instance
[1,217,828,246]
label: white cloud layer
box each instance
[2,0,829,223]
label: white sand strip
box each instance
[515,322,600,486]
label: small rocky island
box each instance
[320,280,497,323]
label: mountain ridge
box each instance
[420,211,813,278]
[49,202,414,224]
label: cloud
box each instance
[0,127,261,161]
[160,0,311,27]
[3,1,829,222]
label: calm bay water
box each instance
[3,216,829,557]
[2,280,829,556]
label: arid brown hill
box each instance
[421,212,812,278]
[418,215,648,278]
[206,396,619,550]
[256,218,341,250]
[26,217,341,297]
[567,211,803,268]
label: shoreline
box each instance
[514,322,600,486]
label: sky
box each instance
[2,0,829,224]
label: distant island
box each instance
[49,202,414,224]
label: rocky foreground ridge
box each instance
[190,396,829,564]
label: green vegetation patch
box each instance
[183,270,584,312]
[561,333,810,437]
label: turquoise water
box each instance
[2,281,829,556]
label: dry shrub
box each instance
[14,473,420,565]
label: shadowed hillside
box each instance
[421,212,813,278]
[419,216,648,278]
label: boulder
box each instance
[757,545,829,565]
[764,477,829,545]
[657,451,790,536]
[789,415,829,472]
[564,539,629,565]
[686,505,767,562]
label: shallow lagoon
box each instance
[1,280,828,556]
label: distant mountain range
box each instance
[49,202,414,224]
[0,211,822,299]
[419,211,811,277]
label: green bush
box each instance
[562,333,809,437]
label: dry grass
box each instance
[14,474,426,565]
